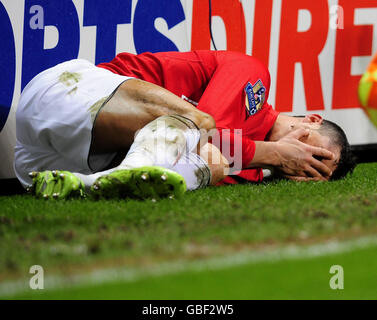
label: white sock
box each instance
[171,152,211,190]
[120,115,200,169]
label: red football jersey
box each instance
[98,50,279,183]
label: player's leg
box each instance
[27,165,187,200]
[89,141,228,200]
[25,106,214,200]
[18,61,215,200]
[91,78,215,155]
[79,136,228,199]
[85,114,202,199]
[171,142,229,190]
[27,135,228,200]
[199,142,230,186]
[27,170,86,199]
[26,111,210,200]
[87,78,216,187]
[15,59,132,191]
[90,166,187,200]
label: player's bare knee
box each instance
[199,143,229,185]
[188,111,215,131]
[202,113,216,131]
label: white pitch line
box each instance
[1,235,377,297]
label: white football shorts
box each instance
[14,59,134,187]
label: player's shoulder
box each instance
[216,51,268,71]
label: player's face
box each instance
[298,125,341,176]
[289,114,340,177]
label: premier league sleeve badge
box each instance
[245,79,266,117]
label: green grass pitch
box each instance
[0,163,376,299]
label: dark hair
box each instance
[318,119,356,180]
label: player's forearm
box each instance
[247,141,280,169]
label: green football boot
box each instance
[27,170,86,200]
[90,166,187,200]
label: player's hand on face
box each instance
[27,170,86,199]
[274,128,335,181]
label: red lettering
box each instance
[252,0,273,68]
[332,0,377,109]
[276,0,329,112]
[191,0,246,52]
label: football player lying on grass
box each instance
[14,51,355,200]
